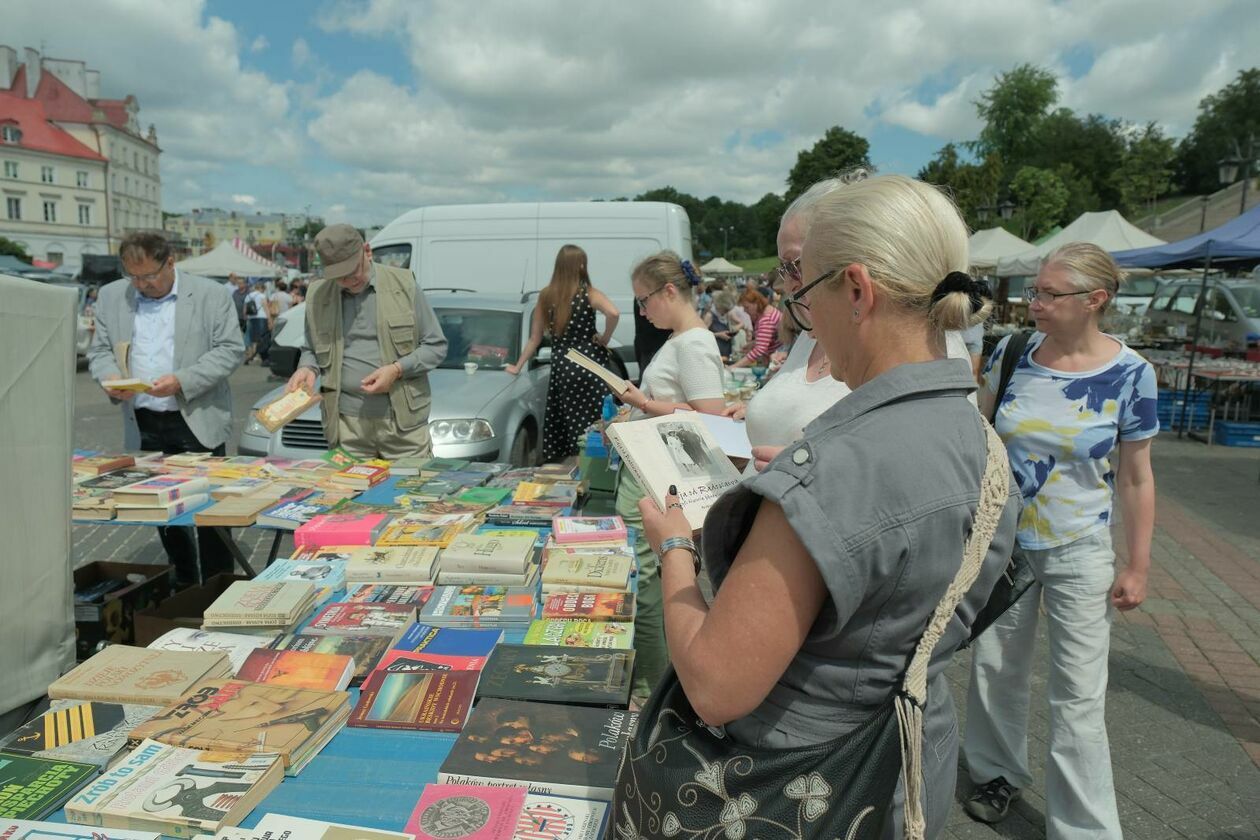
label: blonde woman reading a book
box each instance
[506,244,620,462]
[613,251,725,704]
[625,176,1019,839]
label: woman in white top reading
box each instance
[614,251,725,703]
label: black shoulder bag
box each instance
[963,331,1036,648]
[615,422,1012,840]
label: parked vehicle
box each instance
[1145,278,1260,350]
[367,201,694,379]
[239,292,551,464]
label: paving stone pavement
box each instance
[71,428,1260,839]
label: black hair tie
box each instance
[931,271,988,313]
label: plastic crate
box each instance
[1215,421,1260,447]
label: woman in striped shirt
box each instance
[729,287,782,367]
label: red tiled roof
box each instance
[30,70,96,123]
[0,92,106,161]
[89,97,131,131]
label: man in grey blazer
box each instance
[87,232,245,587]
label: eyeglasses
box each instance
[784,269,837,332]
[776,258,802,283]
[124,260,169,284]
[635,284,669,310]
[1023,286,1092,305]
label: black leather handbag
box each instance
[614,423,1011,840]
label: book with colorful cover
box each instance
[424,458,470,472]
[476,645,634,708]
[391,623,504,669]
[329,463,391,490]
[440,534,536,575]
[348,668,479,732]
[111,475,209,505]
[254,389,321,433]
[550,516,627,545]
[484,505,568,527]
[0,753,99,819]
[304,602,417,637]
[321,448,360,468]
[523,620,634,650]
[437,699,637,802]
[511,482,577,508]
[515,794,609,840]
[64,739,281,836]
[269,634,391,686]
[404,499,488,517]
[47,646,232,707]
[345,583,435,607]
[254,559,347,605]
[0,702,162,769]
[404,784,526,840]
[419,586,538,628]
[293,513,391,548]
[0,821,159,840]
[146,628,276,674]
[126,682,349,775]
[375,515,468,549]
[72,454,136,477]
[76,468,160,492]
[406,479,465,501]
[235,648,354,692]
[541,593,634,622]
[452,486,513,508]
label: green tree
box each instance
[972,64,1059,164]
[1026,110,1126,209]
[1009,166,1068,240]
[0,236,31,263]
[785,126,872,202]
[1174,68,1260,194]
[1114,122,1176,214]
[918,144,1004,229]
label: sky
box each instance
[5,0,1258,227]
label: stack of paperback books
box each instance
[436,533,539,587]
[418,585,538,632]
[202,581,318,636]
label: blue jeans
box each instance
[963,528,1122,839]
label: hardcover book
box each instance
[0,701,162,769]
[522,620,634,650]
[126,682,349,775]
[202,582,316,629]
[541,593,634,622]
[440,534,536,575]
[235,649,354,692]
[147,628,276,673]
[540,552,632,593]
[419,586,538,629]
[516,794,609,840]
[404,784,526,840]
[113,494,210,523]
[47,646,232,707]
[293,513,391,548]
[391,623,504,670]
[436,563,539,589]
[437,699,638,802]
[269,634,391,685]
[605,413,742,530]
[64,739,281,836]
[72,454,136,477]
[111,475,210,506]
[0,753,99,819]
[550,516,627,545]
[304,602,417,638]
[345,583,435,607]
[254,389,321,433]
[477,645,633,708]
[348,667,480,732]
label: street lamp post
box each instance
[719,226,734,258]
[1217,135,1257,216]
[1199,195,1211,233]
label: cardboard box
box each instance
[133,573,250,647]
[73,562,173,660]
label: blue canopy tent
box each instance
[1112,203,1260,436]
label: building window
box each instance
[46,250,62,266]
[3,161,15,179]
[43,201,57,222]
[76,171,89,188]
[124,177,129,194]
[5,197,19,219]
[41,166,54,183]
[1,125,20,143]
[78,204,91,225]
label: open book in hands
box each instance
[101,340,155,392]
[565,348,629,396]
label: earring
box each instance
[852,309,860,321]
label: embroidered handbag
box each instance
[614,422,1010,840]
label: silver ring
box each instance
[666,502,683,510]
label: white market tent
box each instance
[700,257,744,275]
[994,210,1164,277]
[969,227,1034,273]
[176,240,284,278]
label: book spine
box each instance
[65,806,207,838]
[437,571,530,586]
[203,615,294,627]
[436,772,610,803]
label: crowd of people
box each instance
[84,169,1157,839]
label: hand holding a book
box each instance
[146,374,182,398]
[103,384,137,401]
[287,366,317,394]
[638,484,691,555]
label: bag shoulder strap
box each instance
[990,330,1031,422]
[896,418,1010,839]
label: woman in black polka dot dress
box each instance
[507,244,620,462]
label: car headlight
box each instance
[244,415,269,437]
[430,418,495,444]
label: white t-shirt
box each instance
[632,327,725,420]
[270,290,292,315]
[245,289,269,321]
[744,333,851,449]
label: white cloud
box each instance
[250,34,268,53]
[291,37,311,69]
[232,194,257,207]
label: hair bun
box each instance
[931,271,988,313]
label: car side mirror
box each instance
[531,346,552,369]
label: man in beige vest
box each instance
[287,224,447,458]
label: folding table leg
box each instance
[210,526,257,578]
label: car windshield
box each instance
[1230,285,1260,318]
[1122,277,1160,297]
[436,308,521,369]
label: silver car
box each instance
[238,292,551,464]
[1145,278,1260,351]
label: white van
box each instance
[368,201,694,378]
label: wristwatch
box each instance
[659,536,702,576]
